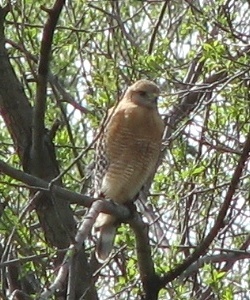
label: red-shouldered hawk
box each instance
[94,79,164,262]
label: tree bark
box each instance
[0,6,96,299]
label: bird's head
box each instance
[125,79,160,108]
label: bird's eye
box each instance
[138,91,147,97]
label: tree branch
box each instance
[129,214,160,300]
[0,253,47,269]
[164,43,250,141]
[32,0,65,175]
[5,38,91,115]
[0,159,131,218]
[163,70,226,140]
[148,0,169,55]
[198,233,250,299]
[39,200,119,300]
[179,251,250,281]
[0,7,32,159]
[158,130,250,288]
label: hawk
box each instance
[94,79,164,261]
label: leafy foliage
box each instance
[1,0,250,299]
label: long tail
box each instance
[96,224,117,262]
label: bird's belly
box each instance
[101,143,159,203]
[102,166,142,203]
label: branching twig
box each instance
[0,254,47,269]
[158,130,250,288]
[197,234,250,300]
[179,252,250,281]
[5,39,91,115]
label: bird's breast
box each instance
[100,104,164,203]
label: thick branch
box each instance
[39,201,103,300]
[32,0,65,174]
[0,159,130,218]
[0,7,32,159]
[129,214,159,300]
[0,4,95,298]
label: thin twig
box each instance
[148,0,169,54]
